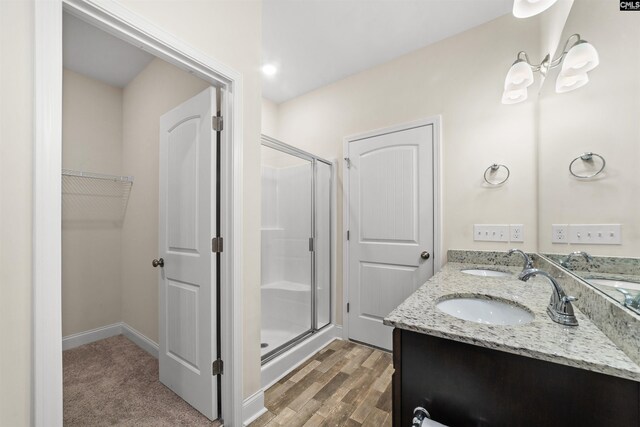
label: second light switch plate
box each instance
[568,224,622,245]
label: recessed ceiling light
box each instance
[262,64,278,76]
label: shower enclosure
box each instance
[260,136,332,363]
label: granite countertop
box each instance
[384,262,640,382]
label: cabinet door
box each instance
[398,330,640,427]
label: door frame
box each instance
[33,1,244,426]
[341,117,443,342]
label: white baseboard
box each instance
[62,322,159,358]
[261,324,342,390]
[62,323,122,351]
[121,323,159,358]
[242,389,266,426]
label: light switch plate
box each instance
[568,224,622,245]
[552,224,569,244]
[474,224,509,242]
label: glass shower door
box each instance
[260,144,313,359]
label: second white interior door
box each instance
[347,123,435,350]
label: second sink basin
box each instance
[436,295,534,326]
[589,278,640,292]
[461,269,511,277]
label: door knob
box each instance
[420,251,430,260]
[152,258,164,268]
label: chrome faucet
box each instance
[518,268,579,326]
[617,289,640,313]
[560,251,593,268]
[507,249,534,270]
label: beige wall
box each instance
[268,14,541,325]
[0,0,33,425]
[538,0,640,256]
[120,57,209,342]
[62,69,124,336]
[116,0,263,398]
[261,98,279,138]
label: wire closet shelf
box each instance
[62,169,134,223]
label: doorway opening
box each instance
[61,12,221,424]
[34,2,244,425]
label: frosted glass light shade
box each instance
[502,88,528,104]
[556,73,589,93]
[513,0,558,18]
[504,60,534,91]
[561,42,599,76]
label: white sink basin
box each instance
[460,269,511,277]
[589,278,640,292]
[436,296,534,326]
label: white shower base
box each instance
[261,280,311,357]
[261,324,340,390]
[260,280,339,389]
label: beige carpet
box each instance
[63,335,221,426]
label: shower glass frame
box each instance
[260,135,333,364]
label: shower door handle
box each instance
[420,251,430,260]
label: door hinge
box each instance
[347,230,350,241]
[309,237,314,252]
[347,303,350,313]
[212,359,223,376]
[212,237,223,253]
[212,116,224,132]
[344,157,351,169]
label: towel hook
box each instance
[569,152,605,179]
[483,163,510,186]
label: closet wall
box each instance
[61,59,209,344]
[62,68,124,336]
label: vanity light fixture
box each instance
[502,53,535,104]
[512,0,558,18]
[501,34,599,104]
[513,0,558,18]
[556,37,599,92]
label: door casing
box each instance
[342,117,443,342]
[33,1,245,425]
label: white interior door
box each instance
[158,87,218,420]
[347,124,434,350]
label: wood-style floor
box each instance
[250,340,393,427]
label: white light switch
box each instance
[474,224,509,242]
[568,224,622,245]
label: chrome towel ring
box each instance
[569,152,606,179]
[484,163,510,186]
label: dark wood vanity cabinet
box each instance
[392,328,640,427]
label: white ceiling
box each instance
[63,12,154,88]
[263,0,512,103]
